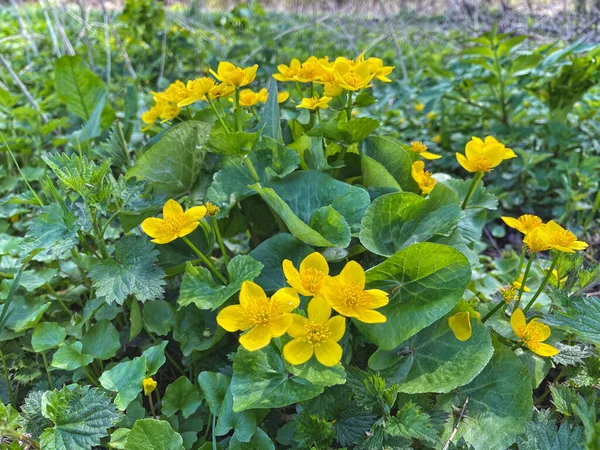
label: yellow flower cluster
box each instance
[217,253,389,367]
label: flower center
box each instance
[304,321,329,346]
[245,298,278,326]
[298,64,321,81]
[469,156,493,171]
[550,229,577,247]
[163,213,189,234]
[341,72,363,88]
[340,283,366,308]
[225,68,246,86]
[299,268,326,295]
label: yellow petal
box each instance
[283,337,314,365]
[456,153,475,172]
[338,261,365,289]
[571,240,589,251]
[271,287,300,313]
[528,342,559,357]
[363,289,390,309]
[315,341,343,366]
[177,221,199,238]
[239,325,271,351]
[163,199,183,218]
[326,316,346,341]
[511,308,526,339]
[268,314,293,338]
[307,297,331,323]
[217,305,251,332]
[141,218,165,238]
[448,311,472,341]
[528,319,551,341]
[288,314,308,338]
[151,234,178,245]
[501,216,525,234]
[421,151,442,160]
[239,281,267,308]
[185,206,207,221]
[354,309,386,324]
[465,138,483,160]
[299,252,329,276]
[503,148,518,159]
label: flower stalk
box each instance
[523,252,560,313]
[182,236,228,284]
[461,172,483,209]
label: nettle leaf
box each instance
[546,296,600,345]
[333,409,377,447]
[127,121,210,195]
[369,308,493,393]
[359,185,462,257]
[386,401,440,443]
[21,203,82,258]
[249,233,314,294]
[99,356,147,410]
[51,342,93,371]
[551,343,595,367]
[362,136,417,191]
[81,320,120,360]
[19,390,52,440]
[445,178,498,210]
[356,243,471,349]
[198,371,230,416]
[177,255,264,309]
[124,418,184,450]
[89,236,166,305]
[551,384,580,416]
[39,385,120,450]
[161,376,203,419]
[42,153,111,197]
[142,300,175,336]
[231,345,323,412]
[173,306,225,356]
[345,368,397,414]
[439,340,533,450]
[216,385,263,442]
[518,413,585,450]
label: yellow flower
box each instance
[163,80,191,104]
[455,136,507,173]
[409,141,441,160]
[501,214,543,235]
[427,112,436,120]
[141,108,160,131]
[356,54,394,82]
[141,199,207,244]
[511,308,559,357]
[320,261,388,323]
[143,377,157,396]
[205,202,220,217]
[283,252,329,297]
[208,82,235,99]
[551,269,568,287]
[432,134,441,143]
[331,60,374,91]
[283,297,345,367]
[448,311,473,341]
[216,281,299,351]
[158,103,181,123]
[484,135,517,160]
[414,103,425,112]
[295,56,325,83]
[273,58,301,82]
[323,82,343,97]
[236,88,264,107]
[500,285,518,304]
[411,161,436,195]
[278,91,290,103]
[512,276,530,292]
[178,77,217,107]
[541,220,588,253]
[297,95,331,110]
[210,62,258,87]
[523,226,551,253]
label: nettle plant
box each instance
[1,53,597,450]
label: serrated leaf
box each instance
[177,255,263,309]
[518,419,585,450]
[19,390,52,440]
[161,377,202,419]
[99,356,147,410]
[81,319,120,360]
[40,385,120,450]
[386,401,439,443]
[124,418,184,450]
[546,296,600,345]
[43,152,111,197]
[89,236,166,305]
[551,384,580,416]
[551,343,595,366]
[333,409,377,447]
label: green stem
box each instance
[234,87,242,131]
[294,81,303,98]
[212,412,217,450]
[461,172,483,209]
[244,156,260,183]
[41,352,54,389]
[481,301,505,323]
[516,245,527,277]
[523,253,560,313]
[148,391,157,419]
[204,412,212,441]
[511,340,524,351]
[207,97,230,132]
[2,133,43,207]
[250,106,260,122]
[181,236,228,284]
[212,216,229,265]
[83,365,98,386]
[186,105,193,120]
[0,348,15,407]
[345,91,353,121]
[515,254,535,310]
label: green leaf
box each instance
[54,55,114,128]
[161,377,203,419]
[81,320,120,360]
[519,419,585,450]
[519,351,551,389]
[177,255,264,309]
[20,390,52,440]
[229,428,274,450]
[127,121,210,195]
[285,357,346,387]
[207,130,261,155]
[308,206,351,248]
[445,179,498,210]
[124,418,184,450]
[0,296,50,333]
[461,46,495,58]
[51,342,93,371]
[142,341,167,376]
[438,340,533,450]
[129,298,143,341]
[40,385,120,450]
[42,153,111,197]
[550,384,580,416]
[231,345,323,412]
[547,296,600,345]
[197,371,230,416]
[99,356,147,410]
[142,300,175,336]
[89,236,166,305]
[249,233,314,293]
[21,203,83,258]
[362,136,417,191]
[173,306,225,356]
[260,81,283,142]
[359,185,462,257]
[360,153,401,191]
[369,308,493,393]
[333,409,377,447]
[308,117,379,143]
[216,385,261,442]
[386,401,439,443]
[356,243,470,349]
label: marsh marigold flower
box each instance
[511,308,559,357]
[523,226,551,253]
[141,199,207,244]
[411,161,436,195]
[210,62,258,87]
[208,82,235,100]
[359,55,393,82]
[273,58,301,82]
[414,103,425,112]
[204,202,220,217]
[448,310,480,341]
[541,220,588,253]
[484,135,517,160]
[500,285,518,304]
[283,297,346,367]
[163,80,191,104]
[512,276,530,292]
[217,281,299,351]
[236,88,264,107]
[432,134,441,143]
[177,77,217,107]
[297,95,331,110]
[295,56,326,83]
[409,141,441,160]
[143,377,157,396]
[501,214,543,235]
[331,61,374,91]
[455,136,508,173]
[283,252,329,298]
[321,261,388,323]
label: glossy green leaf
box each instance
[51,342,93,371]
[161,376,203,419]
[362,136,417,191]
[197,371,230,416]
[99,356,147,410]
[124,419,184,450]
[81,320,121,360]
[32,322,66,353]
[142,300,175,336]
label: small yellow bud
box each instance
[499,285,517,304]
[143,377,157,396]
[205,202,220,217]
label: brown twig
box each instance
[442,393,471,450]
